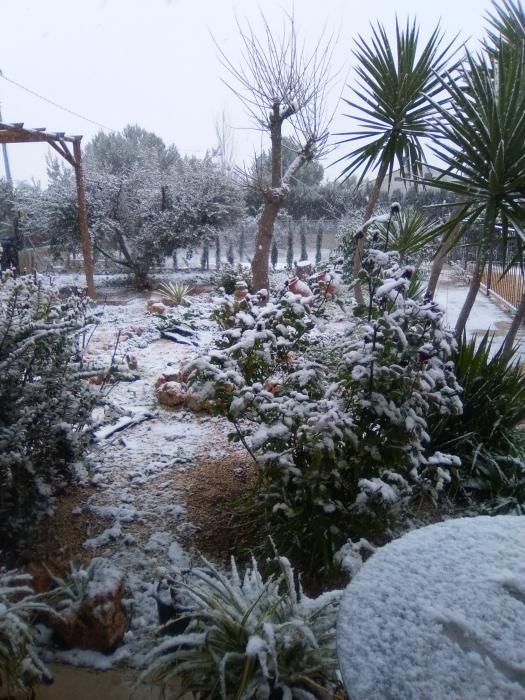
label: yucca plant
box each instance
[335,18,456,303]
[373,207,439,264]
[140,554,342,699]
[485,0,525,57]
[45,558,106,612]
[157,282,193,306]
[0,570,53,698]
[416,35,525,338]
[429,332,525,507]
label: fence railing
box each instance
[449,242,525,310]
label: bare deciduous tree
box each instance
[215,14,335,292]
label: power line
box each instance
[0,70,114,132]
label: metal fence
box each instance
[449,241,525,310]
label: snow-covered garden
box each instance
[2,1,525,698]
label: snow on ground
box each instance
[40,280,240,669]
[337,515,525,700]
[434,267,525,360]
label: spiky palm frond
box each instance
[140,555,342,700]
[335,19,457,188]
[485,0,525,55]
[372,207,439,261]
[430,332,525,505]
[415,43,525,264]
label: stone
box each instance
[52,565,127,652]
[125,353,138,370]
[146,299,167,315]
[155,381,186,407]
[154,372,180,390]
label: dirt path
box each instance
[30,295,251,669]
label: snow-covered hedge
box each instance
[0,273,97,550]
[185,253,463,569]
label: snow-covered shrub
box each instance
[0,569,53,697]
[429,332,525,512]
[217,263,252,294]
[0,273,97,550]
[141,554,342,699]
[185,252,462,568]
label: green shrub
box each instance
[0,569,53,698]
[430,332,525,511]
[185,252,462,572]
[0,273,97,550]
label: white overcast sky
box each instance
[0,0,495,186]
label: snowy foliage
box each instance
[141,553,342,699]
[186,252,463,567]
[0,273,97,549]
[29,127,244,288]
[0,569,53,697]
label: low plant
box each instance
[140,553,342,699]
[218,263,252,295]
[0,569,53,698]
[45,558,107,612]
[429,332,525,510]
[157,281,193,306]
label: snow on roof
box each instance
[337,516,525,700]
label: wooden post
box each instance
[73,138,96,299]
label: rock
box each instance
[155,381,186,407]
[89,372,110,386]
[263,378,282,395]
[184,389,213,413]
[52,564,127,652]
[154,373,180,390]
[147,299,167,315]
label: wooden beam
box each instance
[73,138,96,300]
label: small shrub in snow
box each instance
[141,554,342,699]
[0,273,97,550]
[0,569,53,697]
[157,281,193,306]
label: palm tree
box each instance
[486,0,525,356]
[335,18,456,304]
[415,37,525,339]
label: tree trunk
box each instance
[501,291,525,359]
[455,259,484,340]
[251,194,282,291]
[426,204,466,299]
[426,245,448,299]
[352,159,389,304]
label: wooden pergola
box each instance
[0,122,96,299]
